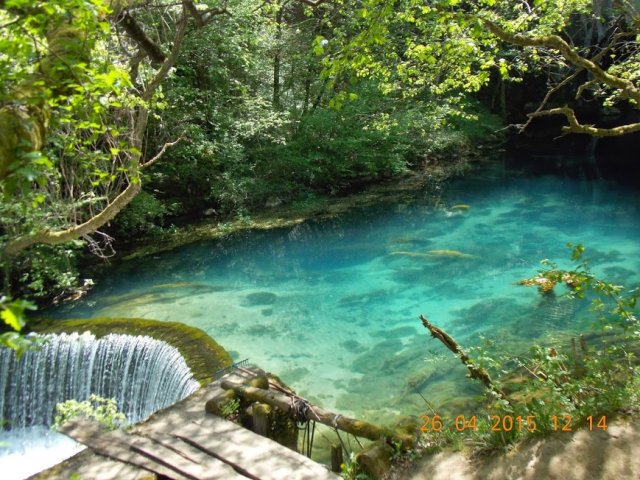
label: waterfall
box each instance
[0,332,201,429]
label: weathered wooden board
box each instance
[58,418,246,480]
[142,431,246,479]
[58,419,190,479]
[173,417,340,480]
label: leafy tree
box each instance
[322,0,640,137]
[0,1,231,343]
[0,0,343,342]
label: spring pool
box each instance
[55,157,640,424]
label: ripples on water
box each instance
[55,158,640,424]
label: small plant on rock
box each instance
[53,394,126,431]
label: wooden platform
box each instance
[48,371,338,480]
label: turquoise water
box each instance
[55,158,640,424]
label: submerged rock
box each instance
[389,249,473,259]
[244,291,278,306]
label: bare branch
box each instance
[140,134,185,169]
[83,231,116,259]
[117,10,166,63]
[297,0,330,6]
[184,0,228,27]
[576,79,598,99]
[528,106,640,137]
[517,70,581,133]
[141,5,188,103]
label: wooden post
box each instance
[220,380,414,447]
[330,444,343,473]
[252,403,270,437]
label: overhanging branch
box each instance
[528,107,640,137]
[478,17,640,106]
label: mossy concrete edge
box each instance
[31,317,232,386]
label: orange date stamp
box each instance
[419,414,607,433]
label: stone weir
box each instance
[0,318,232,480]
[32,317,233,385]
[0,332,201,429]
[29,319,415,479]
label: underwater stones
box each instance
[244,291,278,306]
[337,289,389,307]
[370,326,419,339]
[404,368,437,393]
[389,249,474,260]
[280,366,310,384]
[261,308,274,317]
[452,298,530,336]
[244,324,280,337]
[339,339,366,354]
[451,204,470,211]
[603,265,637,283]
[351,339,405,374]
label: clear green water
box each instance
[54,158,640,425]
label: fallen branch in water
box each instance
[419,314,506,400]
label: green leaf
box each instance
[1,308,23,331]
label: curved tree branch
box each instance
[3,3,189,257]
[528,106,640,137]
[117,10,166,63]
[4,183,142,256]
[479,17,640,106]
[140,134,185,169]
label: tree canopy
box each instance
[322,0,640,136]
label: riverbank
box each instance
[108,157,477,262]
[387,415,640,480]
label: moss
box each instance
[356,441,393,478]
[119,161,472,261]
[30,317,232,385]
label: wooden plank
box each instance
[143,431,247,479]
[173,417,340,480]
[58,419,192,480]
[58,418,248,480]
[28,449,155,480]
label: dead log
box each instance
[419,314,505,399]
[220,381,414,447]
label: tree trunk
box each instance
[221,381,414,447]
[273,6,284,109]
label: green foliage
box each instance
[53,394,127,431]
[340,452,373,480]
[461,245,639,451]
[109,190,173,238]
[321,0,639,137]
[0,243,80,302]
[0,296,41,355]
[0,0,133,195]
[0,296,34,331]
[220,398,241,419]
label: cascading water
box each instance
[0,332,201,479]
